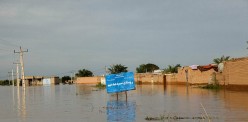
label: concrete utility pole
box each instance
[105,66,108,76]
[8,71,11,85]
[14,47,28,87]
[71,72,73,83]
[12,69,14,86]
[14,62,20,87]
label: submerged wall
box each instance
[166,67,216,85]
[134,73,164,84]
[76,76,102,84]
[76,57,248,89]
[134,68,217,85]
[221,57,248,90]
[50,77,60,85]
[166,57,248,89]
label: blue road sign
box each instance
[105,72,135,93]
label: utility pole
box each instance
[105,66,108,75]
[73,72,76,83]
[12,69,14,86]
[8,71,11,85]
[71,72,73,84]
[14,47,28,87]
[14,62,20,87]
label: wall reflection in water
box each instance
[107,100,136,122]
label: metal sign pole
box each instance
[125,91,127,101]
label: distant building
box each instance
[153,69,164,74]
[24,76,60,86]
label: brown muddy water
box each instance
[0,84,248,122]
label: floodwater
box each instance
[0,84,248,122]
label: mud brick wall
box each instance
[216,73,225,85]
[76,76,102,84]
[223,57,248,85]
[165,74,179,84]
[134,73,164,84]
[166,67,216,85]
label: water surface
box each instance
[0,84,248,122]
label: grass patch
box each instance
[145,115,209,121]
[201,84,221,89]
[200,72,221,90]
[96,82,106,89]
[146,103,217,121]
[145,114,216,121]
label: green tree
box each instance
[164,64,181,74]
[61,76,71,84]
[76,69,93,77]
[108,64,128,74]
[0,80,9,85]
[213,55,230,64]
[136,64,146,73]
[136,63,159,73]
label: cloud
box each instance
[0,0,248,78]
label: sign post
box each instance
[105,72,136,101]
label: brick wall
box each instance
[76,74,165,85]
[134,73,164,84]
[134,68,216,85]
[133,57,248,87]
[165,74,181,84]
[76,76,102,84]
[166,67,216,85]
[165,57,248,87]
[223,57,248,85]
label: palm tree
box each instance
[213,55,230,64]
[75,69,93,77]
[164,64,181,74]
[108,64,128,74]
[136,63,159,73]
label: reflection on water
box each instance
[15,86,26,121]
[107,100,136,122]
[0,84,248,122]
[21,87,26,120]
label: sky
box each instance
[0,0,248,79]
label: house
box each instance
[24,76,60,86]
